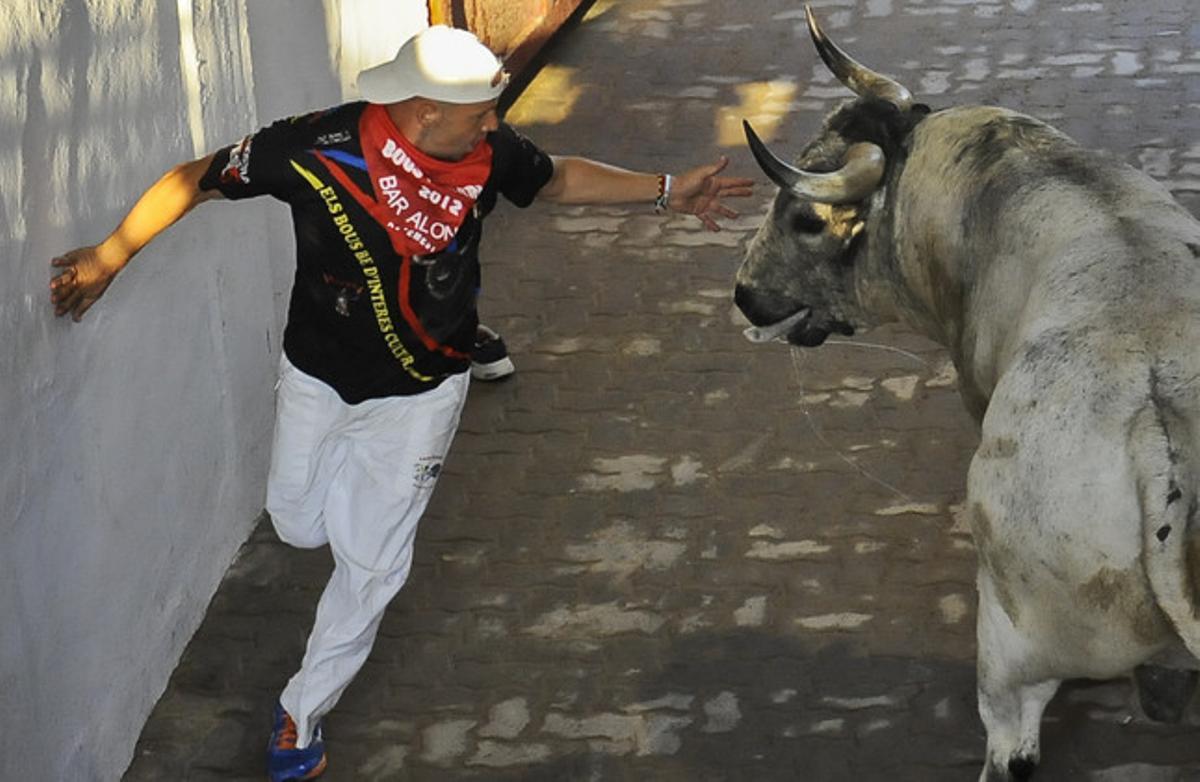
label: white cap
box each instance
[357,26,509,105]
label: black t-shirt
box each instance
[199,101,553,403]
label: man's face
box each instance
[422,99,500,161]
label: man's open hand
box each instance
[50,246,123,322]
[669,156,755,231]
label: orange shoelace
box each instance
[274,713,300,750]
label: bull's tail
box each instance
[1135,401,1200,657]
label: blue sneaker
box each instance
[267,703,327,781]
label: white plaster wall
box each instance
[0,1,425,779]
[333,0,431,98]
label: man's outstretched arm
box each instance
[50,153,222,321]
[537,155,753,232]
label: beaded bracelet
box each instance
[654,173,673,214]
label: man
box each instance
[50,25,751,782]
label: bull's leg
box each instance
[976,572,1061,782]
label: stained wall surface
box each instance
[0,2,422,779]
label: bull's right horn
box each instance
[805,5,913,111]
[743,120,885,204]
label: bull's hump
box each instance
[928,109,1073,175]
[922,105,1050,137]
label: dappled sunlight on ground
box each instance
[505,64,585,126]
[582,0,618,23]
[717,79,798,147]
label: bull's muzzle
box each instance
[734,284,852,347]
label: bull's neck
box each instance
[854,171,977,351]
[870,203,1019,423]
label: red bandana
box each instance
[306,105,493,361]
[357,103,492,257]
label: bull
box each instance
[734,7,1200,781]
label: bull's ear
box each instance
[833,217,868,263]
[818,205,867,244]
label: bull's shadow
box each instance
[632,630,982,782]
[624,629,1200,782]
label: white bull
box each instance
[734,7,1200,781]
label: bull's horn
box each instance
[743,120,885,204]
[805,5,912,111]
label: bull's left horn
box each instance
[805,5,912,111]
[743,120,885,204]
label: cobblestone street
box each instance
[125,1,1200,780]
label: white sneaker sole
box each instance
[470,356,515,381]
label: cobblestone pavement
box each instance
[125,1,1200,780]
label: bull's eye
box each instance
[792,212,826,234]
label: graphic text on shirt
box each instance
[289,159,434,382]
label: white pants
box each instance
[267,353,469,746]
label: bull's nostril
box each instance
[734,284,772,325]
[735,284,803,327]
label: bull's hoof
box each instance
[983,755,1037,782]
[1134,664,1199,723]
[1008,755,1037,781]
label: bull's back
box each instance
[896,106,1200,401]
[905,106,1200,275]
